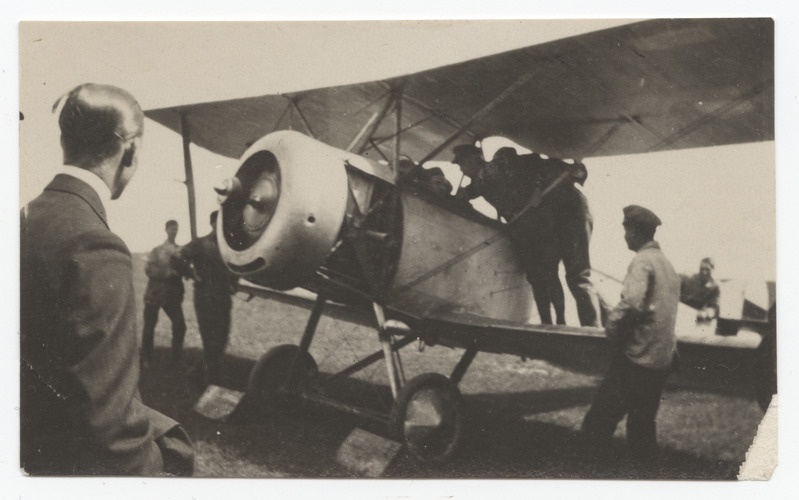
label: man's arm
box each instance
[172,239,202,281]
[605,257,653,342]
[63,229,191,474]
[702,282,721,319]
[143,247,160,279]
[455,180,480,201]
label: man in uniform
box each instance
[680,257,721,321]
[581,205,680,462]
[20,83,193,475]
[173,211,238,386]
[452,144,600,326]
[141,219,187,365]
[397,156,454,197]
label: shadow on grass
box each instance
[138,346,743,479]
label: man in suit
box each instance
[20,83,194,475]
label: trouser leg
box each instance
[529,266,565,325]
[162,297,186,361]
[529,281,553,324]
[581,354,629,447]
[565,267,600,327]
[514,230,562,325]
[141,302,160,362]
[560,197,600,327]
[196,292,231,385]
[547,271,566,325]
[625,363,669,460]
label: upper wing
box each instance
[146,18,773,162]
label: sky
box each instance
[5,2,799,497]
[18,20,776,284]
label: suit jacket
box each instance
[20,174,193,475]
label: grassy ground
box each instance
[132,254,766,479]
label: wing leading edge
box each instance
[146,18,773,162]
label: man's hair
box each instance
[492,146,518,162]
[700,257,715,269]
[55,83,144,165]
[165,220,178,228]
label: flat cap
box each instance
[452,144,482,160]
[623,205,661,227]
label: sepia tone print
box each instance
[19,20,775,479]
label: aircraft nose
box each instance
[214,176,243,204]
[240,168,281,244]
[215,131,349,290]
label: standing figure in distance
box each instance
[581,205,680,462]
[141,219,187,366]
[680,257,721,322]
[174,211,238,386]
[20,83,193,475]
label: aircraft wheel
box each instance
[247,344,318,414]
[389,373,464,464]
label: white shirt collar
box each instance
[60,165,112,203]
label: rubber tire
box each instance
[389,373,464,464]
[247,344,318,413]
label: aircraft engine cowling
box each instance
[216,131,350,290]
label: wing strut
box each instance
[270,102,292,132]
[418,62,544,165]
[645,85,770,153]
[180,112,198,240]
[285,97,317,139]
[392,85,404,182]
[352,90,397,154]
[374,303,403,398]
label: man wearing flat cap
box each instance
[20,83,194,475]
[581,204,680,462]
[452,143,600,327]
[680,257,720,321]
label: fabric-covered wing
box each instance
[146,18,773,162]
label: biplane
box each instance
[145,18,775,462]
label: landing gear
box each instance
[247,343,318,413]
[243,297,473,465]
[389,373,464,464]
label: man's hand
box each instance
[696,308,715,322]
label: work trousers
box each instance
[581,352,670,460]
[510,207,564,325]
[141,296,186,362]
[558,195,600,327]
[510,190,600,326]
[194,290,232,385]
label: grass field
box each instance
[132,254,767,479]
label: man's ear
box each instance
[121,141,136,167]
